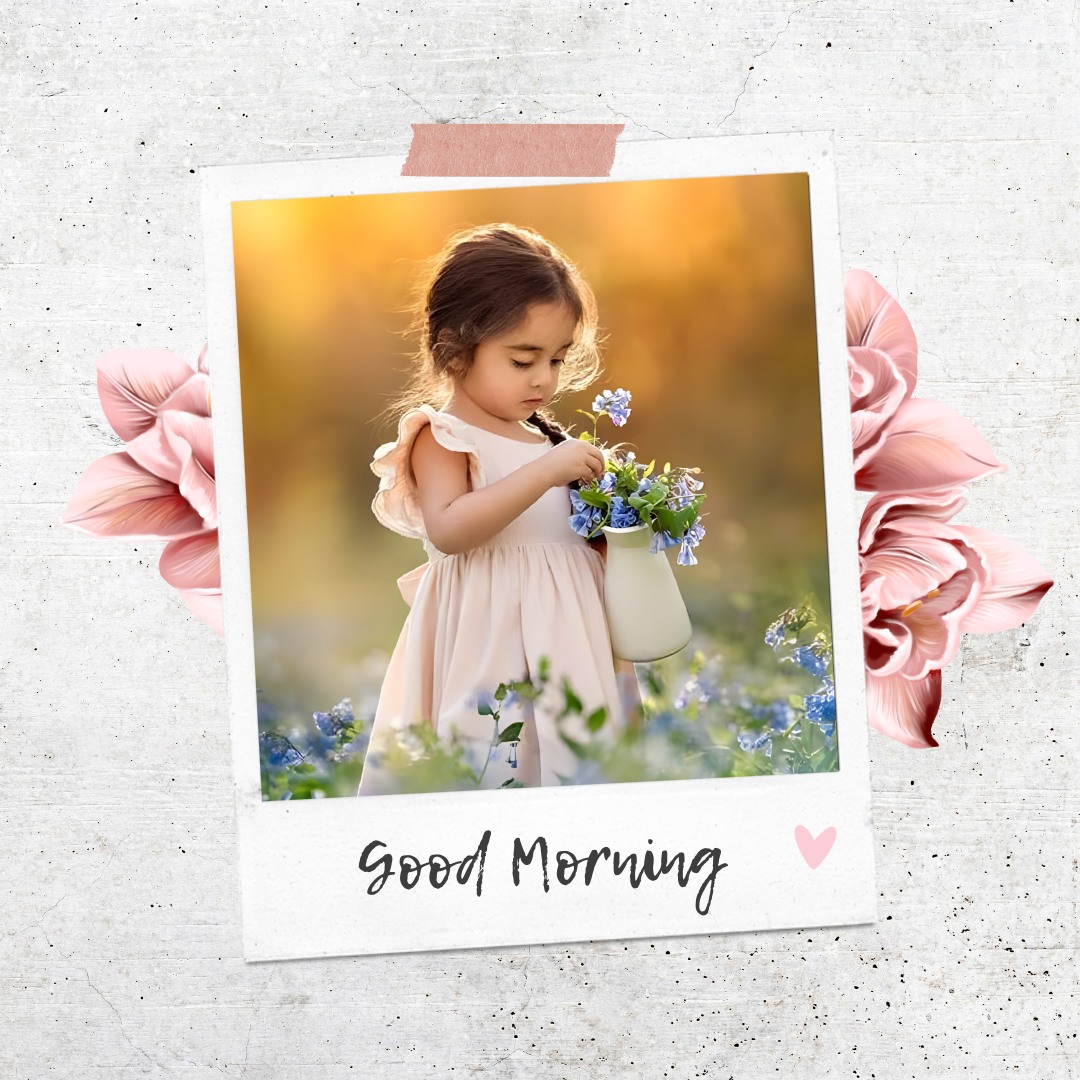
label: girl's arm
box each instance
[411,425,605,555]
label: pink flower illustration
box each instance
[856,397,1006,494]
[846,274,1055,747]
[846,271,1053,746]
[859,489,1050,746]
[845,269,918,473]
[846,270,1006,494]
[61,345,223,635]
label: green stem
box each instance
[472,713,501,786]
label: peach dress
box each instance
[356,404,628,795]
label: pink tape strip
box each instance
[402,123,623,177]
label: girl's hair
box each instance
[386,223,604,444]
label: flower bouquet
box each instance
[567,389,707,662]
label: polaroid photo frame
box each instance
[200,131,877,961]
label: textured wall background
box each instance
[2,2,1076,1076]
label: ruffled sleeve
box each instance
[370,404,486,541]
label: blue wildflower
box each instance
[749,700,795,732]
[791,645,829,678]
[764,613,790,651]
[677,521,705,567]
[609,495,640,529]
[635,477,655,496]
[259,731,304,768]
[592,387,632,427]
[650,528,680,554]
[313,697,355,737]
[670,477,695,511]
[568,489,603,537]
[598,471,617,494]
[674,673,719,711]
[804,678,836,738]
[738,731,773,756]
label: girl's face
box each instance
[456,301,578,422]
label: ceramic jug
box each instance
[601,524,692,662]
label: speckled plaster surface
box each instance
[1,2,1076,1076]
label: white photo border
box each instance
[200,131,877,961]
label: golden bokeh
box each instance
[232,174,829,700]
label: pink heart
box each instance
[795,825,836,869]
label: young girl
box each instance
[357,223,632,796]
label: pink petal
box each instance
[96,349,199,442]
[865,619,913,675]
[168,414,217,525]
[159,371,211,418]
[866,669,942,748]
[860,488,968,549]
[843,270,918,395]
[951,525,1054,634]
[197,342,210,374]
[856,398,1005,493]
[862,530,970,612]
[177,588,224,636]
[896,567,981,677]
[849,346,909,471]
[61,452,209,540]
[861,574,885,620]
[160,530,220,590]
[166,411,214,475]
[125,413,216,527]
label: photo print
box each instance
[202,132,876,959]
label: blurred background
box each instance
[232,173,832,783]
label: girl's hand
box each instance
[542,439,606,488]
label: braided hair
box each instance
[525,410,570,446]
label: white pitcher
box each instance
[601,524,692,662]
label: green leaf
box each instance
[476,699,495,717]
[578,431,595,444]
[558,732,588,758]
[576,487,610,509]
[575,409,597,423]
[498,721,524,744]
[538,655,551,681]
[494,684,508,702]
[654,505,679,534]
[644,664,665,694]
[562,678,583,715]
[585,706,607,733]
[500,778,525,788]
[670,504,702,535]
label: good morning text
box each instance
[357,831,729,916]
